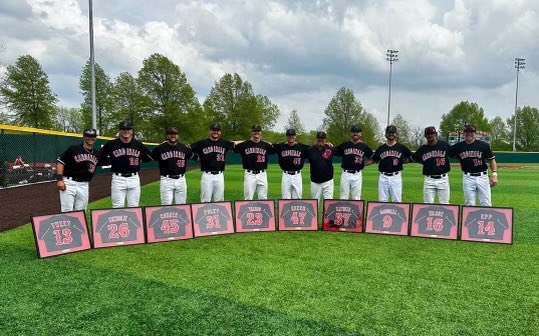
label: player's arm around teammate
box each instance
[306,131,336,202]
[273,129,309,199]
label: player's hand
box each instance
[490,176,497,187]
[57,180,66,191]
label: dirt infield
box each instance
[0,168,160,232]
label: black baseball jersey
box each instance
[98,138,152,174]
[411,141,451,176]
[280,201,316,228]
[194,204,232,233]
[306,145,336,183]
[38,214,87,252]
[234,140,275,170]
[95,209,141,243]
[372,143,412,173]
[368,204,408,232]
[273,143,309,171]
[190,139,234,172]
[414,205,456,236]
[464,209,509,240]
[151,142,195,175]
[237,202,273,229]
[324,201,362,229]
[57,144,99,181]
[335,141,374,171]
[448,140,495,174]
[148,207,190,239]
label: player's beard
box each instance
[167,135,178,145]
[210,132,220,140]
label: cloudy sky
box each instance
[1,0,538,131]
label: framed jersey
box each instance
[365,202,410,236]
[234,200,276,233]
[90,208,145,248]
[460,206,513,244]
[31,211,92,258]
[410,203,459,240]
[191,201,234,237]
[322,200,364,233]
[278,199,318,231]
[144,205,193,243]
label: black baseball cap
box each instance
[464,124,476,133]
[209,123,222,130]
[286,129,296,136]
[316,131,327,139]
[83,128,97,137]
[251,124,262,132]
[119,121,133,129]
[350,125,362,132]
[424,126,437,136]
[166,127,178,134]
[385,125,397,134]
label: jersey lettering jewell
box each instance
[38,214,87,252]
[414,205,456,236]
[280,201,316,227]
[324,201,362,229]
[368,204,408,232]
[194,204,232,233]
[148,207,190,238]
[464,209,509,240]
[237,202,273,229]
[95,209,141,243]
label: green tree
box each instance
[55,106,83,133]
[0,55,57,128]
[111,72,149,129]
[489,116,511,151]
[391,114,413,148]
[138,53,203,142]
[204,73,279,139]
[284,109,305,135]
[507,106,539,152]
[79,60,113,135]
[439,101,490,139]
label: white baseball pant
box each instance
[378,173,402,202]
[59,178,89,212]
[340,170,363,200]
[423,175,450,204]
[200,171,224,202]
[160,175,187,205]
[463,173,491,206]
[281,171,303,199]
[311,179,334,201]
[244,171,268,200]
[111,174,140,208]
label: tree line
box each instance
[1,54,538,151]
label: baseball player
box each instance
[411,126,451,204]
[190,123,235,202]
[334,125,374,200]
[234,125,275,200]
[448,124,497,206]
[273,129,309,199]
[372,125,412,202]
[56,128,99,212]
[150,127,197,205]
[306,131,336,201]
[98,121,152,208]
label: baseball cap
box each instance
[316,131,327,139]
[251,124,262,132]
[424,126,437,136]
[83,128,97,137]
[464,124,476,133]
[209,123,222,130]
[385,125,397,134]
[350,125,362,132]
[286,129,296,136]
[119,121,133,129]
[166,127,178,134]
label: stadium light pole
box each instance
[512,58,525,152]
[386,49,399,127]
[89,0,97,131]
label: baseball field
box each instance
[1,163,538,335]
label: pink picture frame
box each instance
[460,206,513,244]
[364,202,410,236]
[90,208,145,248]
[144,205,193,243]
[322,200,364,233]
[410,203,459,240]
[234,200,276,233]
[277,199,318,231]
[191,202,235,237]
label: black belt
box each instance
[465,171,487,177]
[427,173,447,179]
[162,174,184,179]
[113,172,138,177]
[344,170,360,174]
[204,171,222,175]
[64,176,87,182]
[284,171,300,175]
[381,171,399,176]
[247,170,265,174]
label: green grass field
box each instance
[1,164,538,335]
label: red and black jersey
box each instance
[194,203,232,233]
[98,138,152,174]
[273,143,309,172]
[38,214,87,252]
[150,142,195,175]
[190,139,234,172]
[411,141,451,175]
[465,209,509,240]
[280,201,316,228]
[448,140,495,173]
[237,202,273,229]
[306,145,336,183]
[95,209,141,243]
[368,204,408,232]
[335,141,374,171]
[324,201,362,229]
[414,205,456,236]
[372,143,411,173]
[57,144,99,181]
[234,140,275,170]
